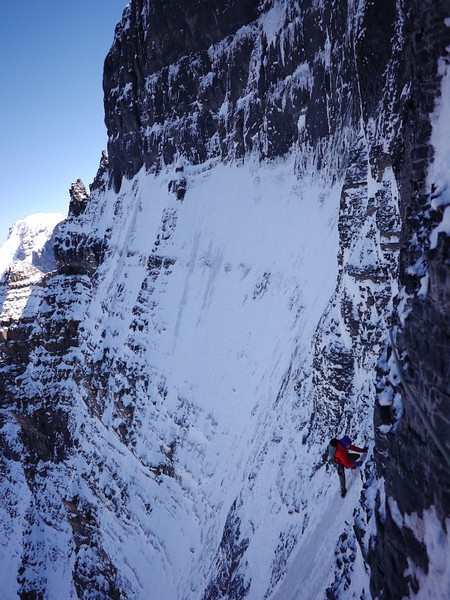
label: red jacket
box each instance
[334,439,362,468]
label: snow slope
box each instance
[73,156,346,598]
[0,118,405,598]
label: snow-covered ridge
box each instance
[0,212,65,279]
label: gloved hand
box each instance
[362,447,368,453]
[341,488,347,498]
[354,461,362,467]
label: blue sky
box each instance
[0,0,128,245]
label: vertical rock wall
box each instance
[371,0,450,597]
[102,0,367,192]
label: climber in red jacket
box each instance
[328,436,368,497]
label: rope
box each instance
[389,330,450,469]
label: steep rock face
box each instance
[1,1,450,599]
[368,1,450,598]
[103,0,366,192]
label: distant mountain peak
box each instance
[0,212,65,279]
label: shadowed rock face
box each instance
[103,0,261,191]
[369,1,450,598]
[103,0,371,192]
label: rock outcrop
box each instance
[69,178,89,217]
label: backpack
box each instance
[327,438,338,461]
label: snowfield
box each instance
[1,153,385,599]
[75,156,348,599]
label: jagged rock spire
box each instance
[69,178,89,217]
